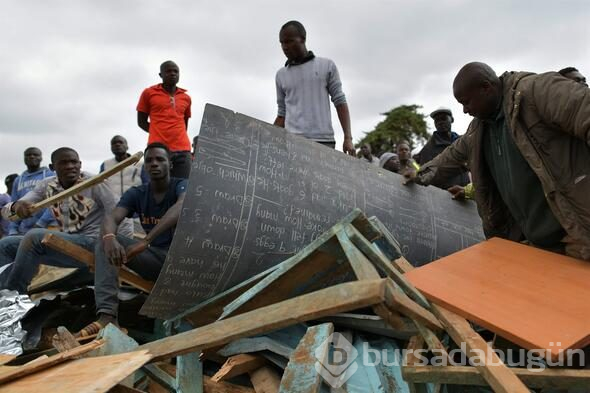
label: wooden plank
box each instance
[0,350,150,393]
[212,354,266,382]
[405,336,429,393]
[177,352,203,393]
[51,326,80,353]
[110,384,147,393]
[278,323,333,393]
[249,366,281,393]
[344,224,429,309]
[316,313,417,339]
[405,237,590,357]
[382,280,442,332]
[335,230,411,332]
[432,305,529,393]
[219,225,346,320]
[42,232,154,293]
[219,337,294,359]
[9,151,143,221]
[139,279,390,362]
[0,338,104,385]
[403,364,590,389]
[148,363,255,393]
[172,267,278,328]
[0,356,15,367]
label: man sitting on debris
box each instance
[0,147,118,292]
[76,143,186,337]
[411,62,590,260]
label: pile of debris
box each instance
[0,209,589,392]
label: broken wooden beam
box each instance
[139,279,391,362]
[212,354,266,382]
[278,323,333,393]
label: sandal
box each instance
[74,321,105,339]
[74,321,128,339]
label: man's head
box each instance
[144,143,171,181]
[23,147,42,172]
[379,152,400,173]
[430,107,454,134]
[110,135,128,157]
[4,174,18,195]
[50,147,81,188]
[396,141,411,162]
[159,60,179,87]
[360,143,372,158]
[279,20,307,62]
[558,67,588,87]
[453,62,502,120]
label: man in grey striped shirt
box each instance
[273,20,355,155]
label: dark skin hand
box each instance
[102,194,185,266]
[102,146,185,266]
[447,185,466,200]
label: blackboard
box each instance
[140,104,485,319]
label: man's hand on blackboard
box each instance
[343,138,355,156]
[104,237,127,267]
[402,169,417,185]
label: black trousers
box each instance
[317,141,336,149]
[170,151,192,179]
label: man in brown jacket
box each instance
[413,62,590,260]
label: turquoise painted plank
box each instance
[177,351,202,393]
[279,323,334,393]
[219,336,295,359]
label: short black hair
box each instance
[160,60,177,73]
[144,142,170,157]
[558,67,579,76]
[280,20,306,39]
[24,147,41,154]
[110,135,127,144]
[51,147,78,163]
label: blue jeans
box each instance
[94,235,166,317]
[0,229,94,293]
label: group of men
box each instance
[0,19,589,339]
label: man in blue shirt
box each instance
[9,147,58,235]
[76,143,186,336]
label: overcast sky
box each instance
[1,1,588,187]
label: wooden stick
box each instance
[9,151,143,221]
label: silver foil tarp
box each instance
[0,289,36,356]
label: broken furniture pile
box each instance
[0,209,589,392]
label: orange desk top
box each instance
[405,238,590,357]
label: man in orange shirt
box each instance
[137,61,192,178]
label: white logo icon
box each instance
[314,332,358,388]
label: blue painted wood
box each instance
[344,336,384,393]
[279,323,334,393]
[219,336,295,359]
[177,351,202,393]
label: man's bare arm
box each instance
[336,103,354,155]
[137,112,150,133]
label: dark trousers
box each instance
[170,151,192,179]
[317,141,336,149]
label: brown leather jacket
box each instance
[417,71,590,260]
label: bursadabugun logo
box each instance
[314,332,358,388]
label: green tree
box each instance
[356,105,430,156]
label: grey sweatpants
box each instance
[94,235,167,317]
